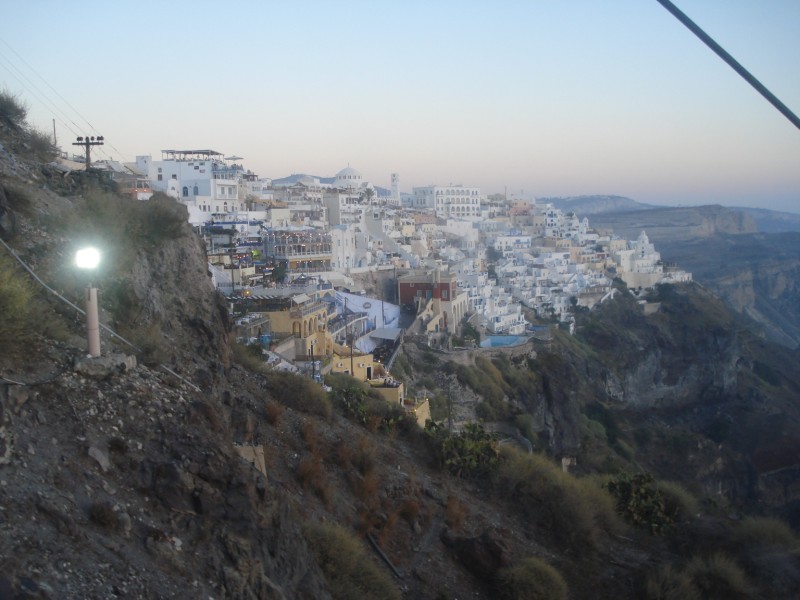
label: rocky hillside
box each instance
[2,97,800,599]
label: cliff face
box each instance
[587,204,757,242]
[575,282,800,509]
[658,233,800,349]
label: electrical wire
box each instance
[0,37,130,162]
[656,0,800,130]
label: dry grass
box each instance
[303,521,401,600]
[265,371,332,419]
[684,553,754,599]
[497,556,568,600]
[493,447,622,550]
[731,516,799,550]
[656,480,700,521]
[0,252,37,356]
[644,565,700,600]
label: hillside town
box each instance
[71,149,691,414]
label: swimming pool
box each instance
[480,335,527,348]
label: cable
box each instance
[0,38,130,162]
[0,235,200,392]
[655,0,800,130]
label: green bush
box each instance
[303,522,401,600]
[605,472,678,534]
[325,372,409,431]
[265,371,332,419]
[497,556,568,600]
[425,421,499,479]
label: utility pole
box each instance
[346,296,354,375]
[72,135,104,170]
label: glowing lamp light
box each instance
[75,247,102,357]
[76,247,101,270]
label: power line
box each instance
[0,51,83,139]
[0,38,130,162]
[655,0,800,130]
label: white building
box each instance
[136,150,245,224]
[412,184,482,219]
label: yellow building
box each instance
[329,343,381,380]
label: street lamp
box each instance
[75,247,101,357]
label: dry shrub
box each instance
[377,511,399,547]
[352,436,376,475]
[265,371,332,419]
[297,454,331,507]
[684,553,754,599]
[351,470,381,504]
[303,521,401,600]
[497,556,568,600]
[398,497,421,524]
[0,252,37,356]
[444,495,469,530]
[493,447,621,550]
[300,420,321,454]
[731,517,799,550]
[335,440,352,467]
[265,401,284,426]
[644,565,700,600]
[656,480,699,522]
[356,508,385,537]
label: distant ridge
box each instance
[539,195,658,215]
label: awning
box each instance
[370,328,403,342]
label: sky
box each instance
[1,1,798,212]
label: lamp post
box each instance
[75,247,101,357]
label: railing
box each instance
[289,301,327,319]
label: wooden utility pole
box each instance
[72,135,104,170]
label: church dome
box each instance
[334,166,364,189]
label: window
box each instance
[157,174,163,181]
[193,185,199,195]
[182,187,188,197]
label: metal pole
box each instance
[86,285,101,357]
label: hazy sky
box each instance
[2,1,798,212]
